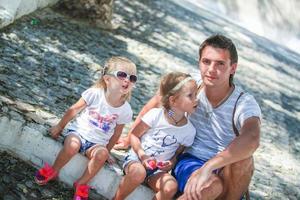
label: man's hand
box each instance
[184,166,212,200]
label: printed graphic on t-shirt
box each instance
[143,129,178,157]
[144,144,165,157]
[162,135,177,147]
[88,110,118,133]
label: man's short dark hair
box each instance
[199,34,238,85]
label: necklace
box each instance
[167,109,185,125]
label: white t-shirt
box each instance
[68,88,133,145]
[129,108,196,162]
[187,74,262,160]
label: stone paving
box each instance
[0,151,106,200]
[0,0,300,199]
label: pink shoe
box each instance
[73,183,90,200]
[34,163,58,185]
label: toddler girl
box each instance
[34,56,137,200]
[114,72,198,200]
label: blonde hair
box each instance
[160,72,192,110]
[93,56,137,101]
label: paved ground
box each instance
[0,0,299,199]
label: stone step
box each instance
[0,108,154,199]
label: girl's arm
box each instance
[130,120,150,161]
[159,145,186,171]
[170,145,185,164]
[106,124,125,152]
[50,98,87,139]
[129,94,161,133]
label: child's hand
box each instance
[142,157,157,170]
[157,160,172,171]
[107,154,116,165]
[49,125,63,139]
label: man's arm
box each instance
[205,116,260,170]
[130,93,161,131]
[106,124,125,152]
[184,116,260,200]
[113,93,161,150]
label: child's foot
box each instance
[113,137,130,150]
[73,183,90,200]
[34,163,58,185]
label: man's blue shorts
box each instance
[172,153,207,193]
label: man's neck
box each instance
[205,84,234,108]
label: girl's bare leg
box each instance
[113,162,146,200]
[147,172,178,200]
[52,134,81,172]
[76,145,109,185]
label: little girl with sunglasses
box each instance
[113,72,198,200]
[34,56,138,200]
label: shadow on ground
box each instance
[0,0,299,198]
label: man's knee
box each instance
[217,157,254,199]
[230,157,254,177]
[180,175,223,200]
[201,175,223,200]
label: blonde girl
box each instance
[114,72,198,200]
[34,56,137,200]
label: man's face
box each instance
[199,46,237,88]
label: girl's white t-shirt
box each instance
[68,88,133,145]
[130,108,196,162]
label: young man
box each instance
[117,34,261,199]
[174,34,261,200]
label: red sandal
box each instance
[73,183,90,200]
[34,163,58,185]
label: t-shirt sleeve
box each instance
[235,94,262,131]
[141,108,160,128]
[81,88,98,106]
[190,72,202,87]
[117,103,133,124]
[181,123,196,147]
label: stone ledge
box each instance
[0,96,154,199]
[0,0,59,29]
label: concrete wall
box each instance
[0,96,154,200]
[181,0,300,53]
[0,0,59,28]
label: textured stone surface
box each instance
[57,0,115,29]
[0,0,299,199]
[0,151,106,200]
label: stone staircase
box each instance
[0,95,154,200]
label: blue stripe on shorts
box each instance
[172,153,207,193]
[123,154,164,180]
[65,130,96,154]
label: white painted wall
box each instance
[0,0,59,28]
[174,0,300,54]
[0,116,154,200]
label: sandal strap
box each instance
[39,163,56,178]
[75,184,90,198]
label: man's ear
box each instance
[230,63,237,74]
